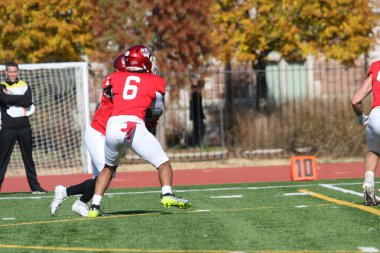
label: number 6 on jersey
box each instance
[123,76,139,100]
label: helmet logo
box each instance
[140,48,150,58]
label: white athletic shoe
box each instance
[50,185,67,215]
[72,200,89,217]
[363,183,378,206]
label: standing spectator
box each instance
[0,62,47,194]
[88,45,192,218]
[189,79,206,147]
[351,60,380,206]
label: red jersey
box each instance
[104,72,166,119]
[368,61,380,109]
[91,77,113,135]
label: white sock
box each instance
[63,188,68,198]
[92,195,103,206]
[161,185,172,195]
[364,171,375,187]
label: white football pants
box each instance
[105,115,169,168]
[366,107,380,155]
[84,125,106,177]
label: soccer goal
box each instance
[0,62,91,176]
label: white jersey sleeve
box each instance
[149,91,164,116]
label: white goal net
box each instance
[0,62,90,176]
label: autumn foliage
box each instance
[0,0,95,63]
[90,0,214,75]
[211,0,376,65]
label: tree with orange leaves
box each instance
[0,0,95,63]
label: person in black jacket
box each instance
[189,79,206,147]
[0,62,47,194]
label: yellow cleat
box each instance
[88,204,102,218]
[160,193,192,209]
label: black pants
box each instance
[190,120,205,147]
[0,127,40,190]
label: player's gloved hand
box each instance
[144,108,161,129]
[357,114,369,125]
[145,118,158,129]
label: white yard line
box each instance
[319,184,362,197]
[210,195,242,199]
[332,182,362,186]
[358,247,379,252]
[2,218,15,220]
[0,196,51,200]
[295,205,308,208]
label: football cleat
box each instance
[50,185,67,215]
[88,204,102,218]
[72,200,89,217]
[363,183,378,206]
[160,193,192,209]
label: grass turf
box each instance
[0,179,379,252]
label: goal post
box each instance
[0,62,91,175]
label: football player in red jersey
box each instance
[351,60,380,206]
[50,54,126,216]
[88,45,192,217]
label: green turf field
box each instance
[0,179,379,253]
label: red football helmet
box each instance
[113,54,126,72]
[124,45,153,73]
